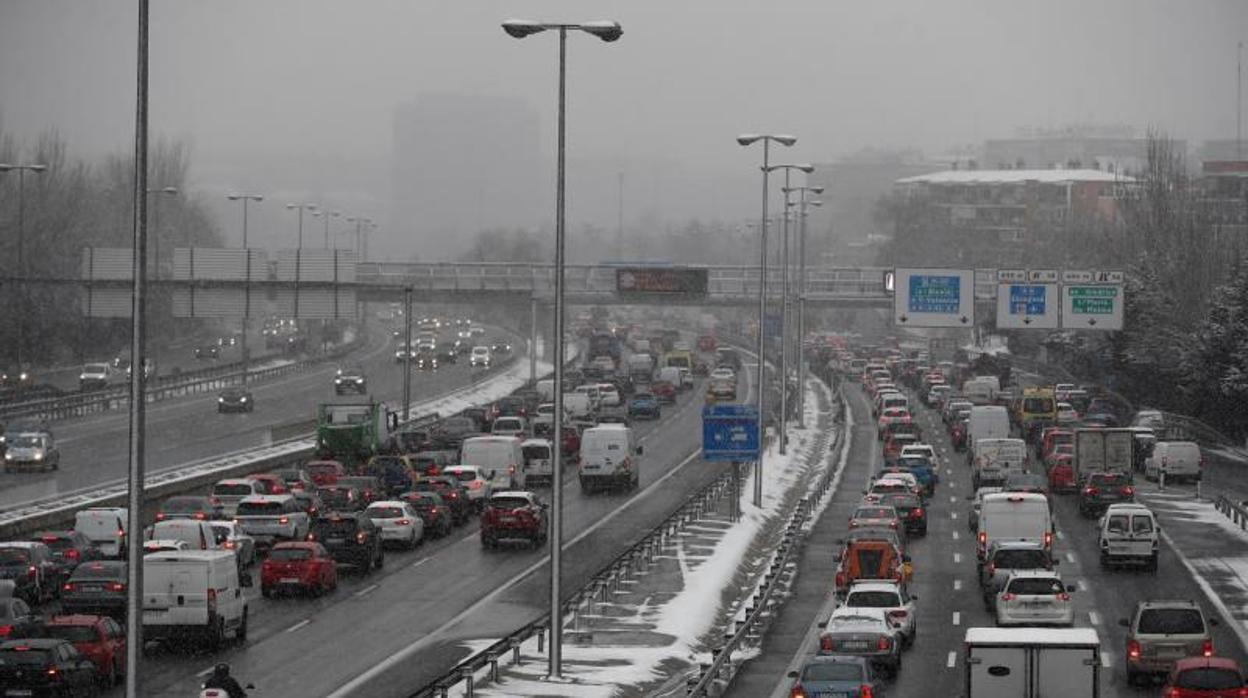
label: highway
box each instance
[121,358,747,696]
[0,321,519,509]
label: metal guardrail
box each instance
[1215,495,1248,530]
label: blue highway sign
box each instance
[702,404,760,462]
[1008,284,1047,315]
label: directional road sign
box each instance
[702,404,760,462]
[1062,284,1124,330]
[996,283,1059,329]
[892,268,975,328]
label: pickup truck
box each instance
[233,495,310,547]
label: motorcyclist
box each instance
[202,663,247,698]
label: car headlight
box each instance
[218,397,226,403]
[79,374,88,380]
[356,378,365,383]
[33,453,42,461]
[3,454,12,461]
[240,397,248,402]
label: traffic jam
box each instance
[785,342,1244,698]
[0,317,737,696]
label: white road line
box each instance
[1078,579,1088,592]
[353,583,379,598]
[949,495,957,503]
[1056,530,1065,540]
[284,619,311,633]
[1089,611,1101,626]
[947,651,957,669]
[952,531,960,541]
[327,448,706,698]
[946,468,953,476]
[1101,651,1112,668]
[197,666,216,678]
[953,552,962,564]
[954,579,963,591]
[408,556,431,570]
[1065,552,1076,564]
[950,511,958,519]
[953,611,961,626]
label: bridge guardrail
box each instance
[1215,495,1248,531]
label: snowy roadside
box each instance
[459,377,840,698]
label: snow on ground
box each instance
[468,378,835,698]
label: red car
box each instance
[561,426,581,462]
[480,492,548,549]
[261,542,338,597]
[306,460,346,487]
[1048,454,1076,493]
[651,380,677,404]
[44,614,126,686]
[1162,656,1247,697]
[248,473,288,495]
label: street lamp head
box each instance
[809,200,823,207]
[502,19,546,38]
[580,20,623,42]
[772,135,797,147]
[796,164,814,173]
[736,134,797,147]
[810,186,825,194]
[153,186,178,195]
[736,135,762,146]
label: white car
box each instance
[596,383,622,407]
[994,571,1075,626]
[143,539,190,555]
[1056,402,1079,424]
[899,444,939,465]
[209,521,256,568]
[365,501,424,550]
[492,416,528,438]
[211,478,267,518]
[864,475,919,503]
[709,367,735,381]
[442,465,494,509]
[470,346,492,367]
[842,580,918,648]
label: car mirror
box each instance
[1066,584,1076,592]
[636,445,643,456]
[902,554,912,563]
[1051,559,1060,566]
[817,622,827,629]
[239,572,253,588]
[786,670,798,679]
[1118,618,1130,627]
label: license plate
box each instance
[499,516,516,523]
[327,538,345,545]
[78,584,102,592]
[280,578,300,584]
[839,640,869,651]
[817,693,850,698]
[6,690,34,697]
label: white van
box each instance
[461,435,526,489]
[561,393,594,420]
[1144,441,1203,483]
[657,366,682,388]
[962,378,998,406]
[977,492,1052,562]
[146,519,221,552]
[968,406,1011,457]
[536,379,556,402]
[596,383,622,408]
[578,424,641,493]
[521,438,554,487]
[1098,503,1159,569]
[143,549,250,648]
[74,507,128,558]
[574,384,602,410]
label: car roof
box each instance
[988,540,1046,552]
[829,606,889,622]
[846,580,903,593]
[215,478,253,485]
[366,500,411,508]
[1137,599,1202,611]
[492,491,535,499]
[0,639,70,650]
[1173,656,1241,672]
[520,439,552,447]
[239,494,294,503]
[1104,503,1152,514]
[1004,569,1062,580]
[47,614,107,626]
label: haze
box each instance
[1,0,1243,259]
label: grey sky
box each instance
[1,0,1244,257]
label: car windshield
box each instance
[1006,577,1063,595]
[846,591,901,608]
[490,497,531,510]
[213,483,254,496]
[451,471,478,482]
[855,507,893,519]
[84,363,109,373]
[1093,473,1129,486]
[1139,608,1206,635]
[314,519,359,537]
[70,563,124,580]
[45,625,97,643]
[0,648,52,666]
[237,501,284,515]
[802,662,865,682]
[1175,667,1243,690]
[368,507,406,519]
[8,436,43,448]
[269,547,312,561]
[0,549,30,565]
[994,549,1049,568]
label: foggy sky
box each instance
[1,1,1244,259]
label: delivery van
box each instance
[74,507,128,558]
[142,549,250,649]
[521,438,554,487]
[977,492,1052,562]
[1144,441,1203,483]
[461,435,526,490]
[146,519,221,552]
[968,406,1011,460]
[578,424,641,493]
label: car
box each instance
[60,560,127,620]
[491,416,528,438]
[260,542,338,598]
[892,455,937,495]
[410,476,472,525]
[398,491,454,538]
[44,614,126,687]
[469,346,492,367]
[1056,402,1080,424]
[436,342,459,365]
[480,491,548,549]
[843,580,918,649]
[246,472,288,496]
[442,465,495,511]
[877,493,926,536]
[786,654,886,698]
[1122,600,1218,685]
[365,501,424,550]
[627,393,661,420]
[208,521,256,569]
[993,570,1075,626]
[1047,454,1076,493]
[817,606,903,678]
[1078,470,1134,518]
[307,513,384,573]
[430,416,481,449]
[1004,471,1051,502]
[305,459,346,487]
[1099,503,1159,570]
[650,380,677,404]
[414,351,439,370]
[195,345,220,360]
[336,476,383,508]
[78,363,115,391]
[979,541,1056,606]
[143,540,190,555]
[333,367,367,395]
[155,495,224,522]
[0,596,43,641]
[864,476,916,503]
[217,388,254,413]
[0,542,60,604]
[835,539,909,594]
[1162,656,1247,697]
[317,485,364,513]
[271,467,315,493]
[290,490,325,520]
[0,639,101,696]
[491,341,513,355]
[211,478,267,518]
[34,531,100,577]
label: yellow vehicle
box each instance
[663,350,693,371]
[1017,387,1057,436]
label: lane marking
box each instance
[947,651,957,669]
[1056,530,1065,540]
[952,531,960,541]
[408,556,431,570]
[949,495,957,503]
[953,552,962,564]
[954,579,963,591]
[1089,611,1101,626]
[952,611,961,626]
[285,619,311,633]
[354,583,379,598]
[946,468,952,476]
[950,511,958,519]
[1065,552,1076,564]
[1077,579,1088,592]
[1101,651,1112,668]
[197,666,216,678]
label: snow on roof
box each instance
[965,626,1100,646]
[897,169,1135,185]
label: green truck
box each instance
[315,401,395,467]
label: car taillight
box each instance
[107,582,125,592]
[911,508,924,518]
[790,682,808,698]
[1083,487,1098,496]
[819,635,833,651]
[306,532,316,541]
[1001,593,1016,601]
[155,513,166,521]
[1044,531,1053,548]
[64,548,80,560]
[0,626,12,637]
[27,565,37,579]
[848,521,858,528]
[1127,639,1141,659]
[46,667,58,678]
[356,531,367,544]
[195,512,207,520]
[63,582,75,593]
[397,519,411,526]
[1203,639,1214,657]
[1057,592,1070,602]
[279,517,290,525]
[835,572,845,588]
[860,685,875,698]
[509,465,516,474]
[1121,486,1134,497]
[207,588,217,616]
[986,563,995,576]
[877,635,891,650]
[469,481,483,490]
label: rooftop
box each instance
[896,169,1136,185]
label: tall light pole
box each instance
[227,193,264,248]
[312,208,340,249]
[503,16,622,681]
[228,194,263,386]
[286,202,318,250]
[287,203,317,320]
[1238,40,1243,160]
[146,186,178,280]
[737,134,797,506]
[0,162,48,384]
[765,163,813,455]
[347,216,372,256]
[785,185,823,427]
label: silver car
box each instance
[994,571,1075,627]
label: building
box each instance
[982,126,1164,177]
[390,94,542,259]
[1196,160,1248,243]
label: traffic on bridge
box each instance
[1,3,1247,698]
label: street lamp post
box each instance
[503,16,622,681]
[228,194,263,387]
[785,185,823,426]
[286,203,318,320]
[0,162,48,387]
[764,163,813,455]
[312,209,340,249]
[146,186,178,280]
[347,216,372,256]
[227,193,264,248]
[286,202,318,250]
[737,134,796,507]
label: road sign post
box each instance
[892,268,975,328]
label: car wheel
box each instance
[261,586,273,599]
[408,531,418,550]
[376,548,384,568]
[235,609,248,643]
[102,658,117,688]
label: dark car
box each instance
[431,417,480,449]
[333,367,368,395]
[1005,471,1052,502]
[194,345,220,360]
[627,393,661,420]
[411,476,472,524]
[307,513,384,573]
[398,491,453,537]
[45,615,126,687]
[272,467,315,493]
[410,450,458,478]
[155,495,224,522]
[217,388,254,413]
[436,343,459,365]
[879,492,927,536]
[0,597,43,641]
[491,396,529,421]
[60,561,127,620]
[651,380,677,404]
[336,476,383,507]
[290,490,325,519]
[362,456,416,496]
[460,407,490,431]
[34,531,100,577]
[414,351,439,371]
[0,543,60,605]
[317,485,364,513]
[490,341,513,355]
[0,639,100,697]
[1078,470,1134,518]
